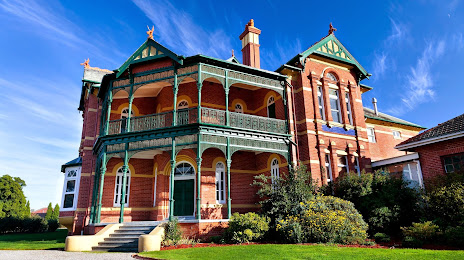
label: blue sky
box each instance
[0,0,463,210]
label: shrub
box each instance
[402,236,423,248]
[427,182,464,228]
[401,221,439,242]
[326,171,422,235]
[443,226,464,248]
[374,233,391,243]
[163,218,182,246]
[225,212,269,243]
[47,219,60,232]
[277,196,368,244]
[0,216,48,233]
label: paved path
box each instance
[0,250,137,260]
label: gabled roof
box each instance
[364,107,425,129]
[226,55,241,64]
[284,33,370,80]
[396,113,464,150]
[116,39,183,78]
[61,157,82,172]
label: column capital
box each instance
[226,159,232,168]
[196,157,202,166]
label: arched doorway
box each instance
[173,162,195,216]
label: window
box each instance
[61,167,80,210]
[327,72,337,82]
[114,167,131,207]
[354,157,361,176]
[271,158,279,185]
[325,154,333,182]
[329,89,341,123]
[443,153,464,173]
[215,162,226,204]
[120,108,134,133]
[177,100,189,125]
[403,162,423,188]
[367,127,376,143]
[177,100,189,109]
[235,103,244,113]
[393,131,401,139]
[338,155,349,176]
[345,92,353,125]
[317,86,325,120]
[267,96,276,118]
[174,162,195,176]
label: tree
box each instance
[25,201,31,217]
[0,175,29,217]
[52,204,60,220]
[45,203,53,221]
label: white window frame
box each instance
[61,166,81,211]
[113,167,131,207]
[235,103,244,113]
[338,155,349,176]
[215,162,226,204]
[173,162,196,217]
[354,157,361,176]
[317,86,326,120]
[120,107,134,133]
[345,92,353,125]
[393,131,401,139]
[177,100,189,109]
[367,127,376,143]
[325,154,333,182]
[271,158,280,185]
[329,89,342,123]
[327,72,338,82]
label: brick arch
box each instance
[230,98,248,113]
[110,161,136,176]
[321,67,340,82]
[113,103,140,117]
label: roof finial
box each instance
[147,25,154,40]
[232,49,235,57]
[80,58,90,68]
[328,22,337,35]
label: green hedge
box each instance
[0,216,55,234]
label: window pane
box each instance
[445,164,454,173]
[64,194,74,208]
[330,98,339,109]
[332,111,341,123]
[66,180,76,192]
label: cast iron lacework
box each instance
[174,163,195,176]
[107,143,125,153]
[327,72,338,82]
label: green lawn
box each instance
[140,244,464,260]
[0,228,67,250]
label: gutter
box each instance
[396,131,464,151]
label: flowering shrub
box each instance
[276,196,368,244]
[225,212,270,243]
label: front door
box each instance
[173,179,194,216]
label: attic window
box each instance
[327,73,338,82]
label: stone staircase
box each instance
[92,223,158,252]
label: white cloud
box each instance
[388,40,445,115]
[131,0,233,59]
[372,53,388,79]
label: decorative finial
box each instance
[232,49,235,57]
[80,58,90,68]
[328,22,337,34]
[147,25,154,40]
[249,19,254,27]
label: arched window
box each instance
[174,162,195,177]
[327,72,338,82]
[114,166,131,207]
[267,96,276,118]
[215,162,226,203]
[120,107,134,133]
[177,100,189,110]
[235,103,243,113]
[271,158,279,184]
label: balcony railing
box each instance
[106,107,286,135]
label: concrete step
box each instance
[109,234,141,239]
[104,237,138,242]
[98,241,138,247]
[92,246,138,252]
[119,225,154,230]
[113,230,150,235]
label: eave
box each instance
[396,131,464,151]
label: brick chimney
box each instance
[239,19,261,68]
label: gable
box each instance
[116,39,183,78]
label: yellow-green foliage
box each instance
[401,221,439,242]
[277,196,368,244]
[226,212,270,243]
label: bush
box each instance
[277,196,368,244]
[163,218,182,246]
[443,226,464,248]
[325,171,422,235]
[427,182,464,228]
[374,233,391,243]
[225,212,269,243]
[402,236,423,248]
[401,221,439,242]
[0,216,48,233]
[47,219,60,232]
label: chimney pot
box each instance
[372,98,379,116]
[239,19,261,68]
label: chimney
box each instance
[239,19,261,68]
[372,98,379,116]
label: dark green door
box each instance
[173,179,194,216]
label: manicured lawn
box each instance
[0,228,67,250]
[140,244,464,260]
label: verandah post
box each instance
[169,137,176,221]
[119,148,129,223]
[226,137,232,219]
[197,64,202,124]
[126,73,134,132]
[225,70,230,126]
[172,69,178,126]
[196,134,202,220]
[96,151,107,223]
[104,86,113,136]
[89,157,101,224]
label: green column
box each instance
[119,149,129,223]
[197,82,202,123]
[104,89,113,136]
[89,158,101,224]
[226,137,232,218]
[172,71,178,126]
[126,82,134,132]
[96,152,107,223]
[225,70,230,126]
[169,138,176,220]
[196,134,202,220]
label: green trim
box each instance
[116,39,183,78]
[360,83,373,90]
[275,64,302,73]
[365,115,426,129]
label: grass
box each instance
[140,244,464,260]
[0,228,67,250]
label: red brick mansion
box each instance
[59,21,425,238]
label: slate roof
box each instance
[363,107,425,129]
[61,157,82,172]
[397,113,464,148]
